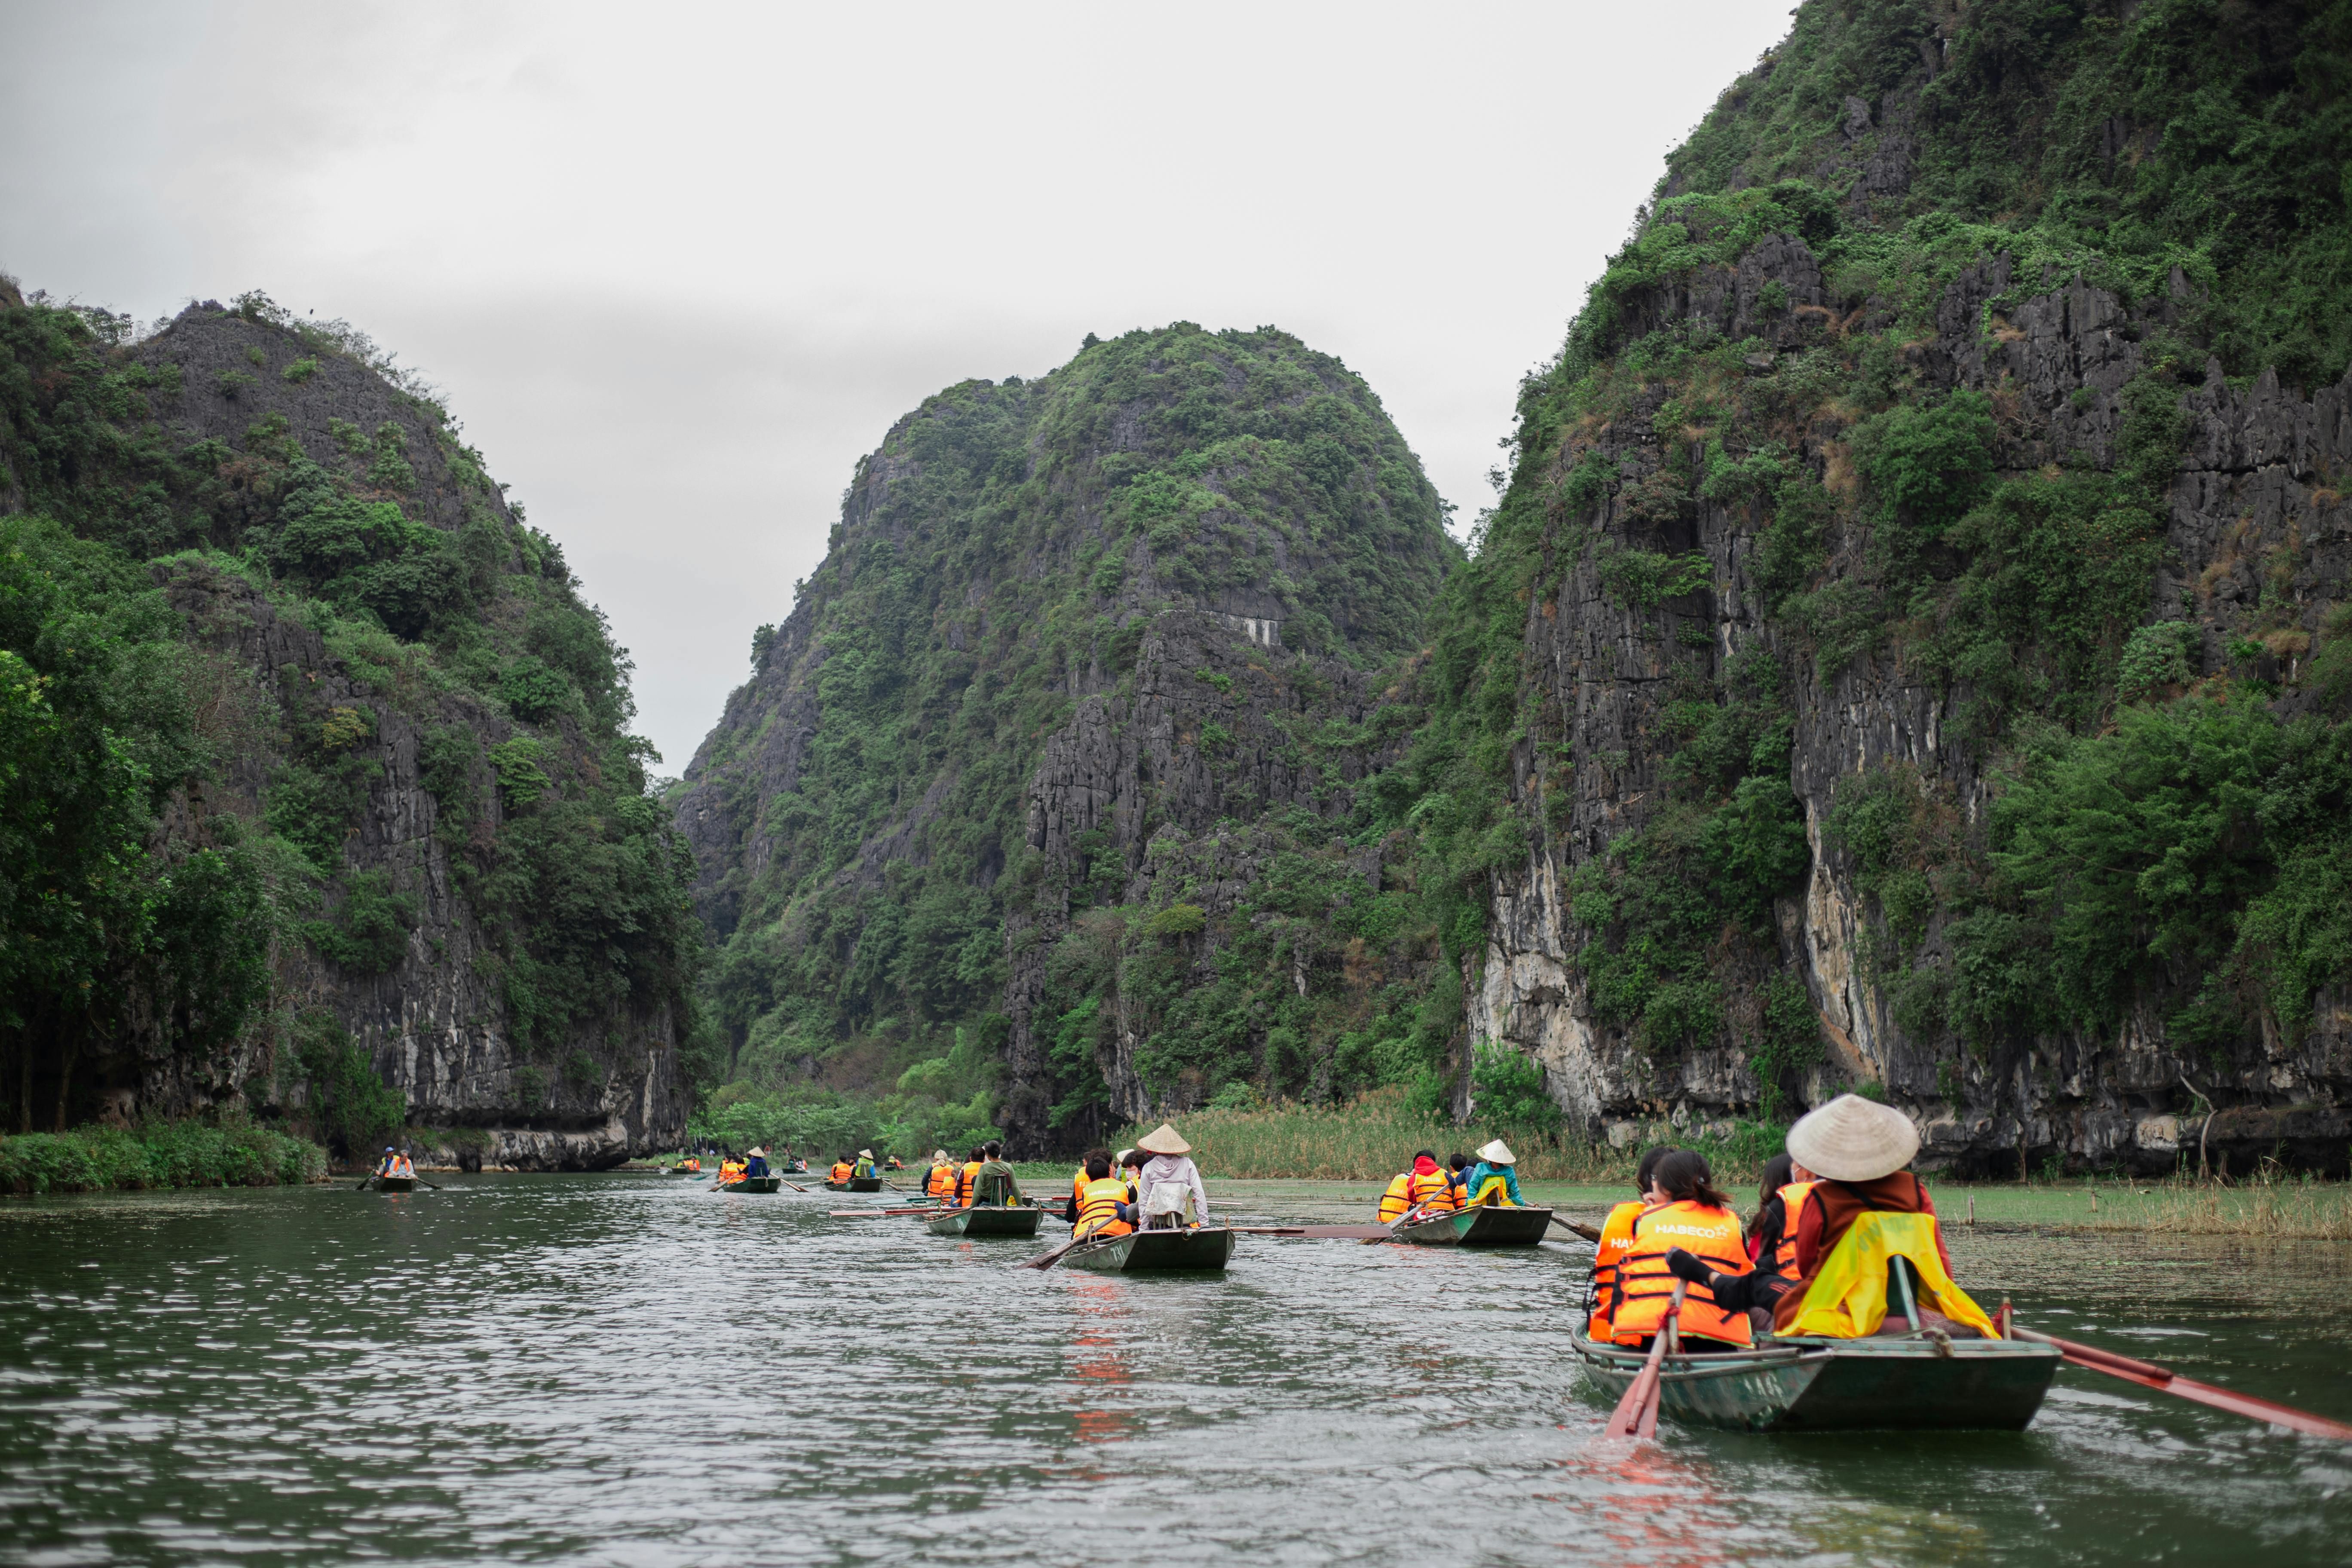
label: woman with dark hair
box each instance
[1608,1150,1754,1353]
[1584,1145,1678,1342]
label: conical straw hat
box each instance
[1136,1122,1191,1155]
[932,1149,950,1163]
[1785,1093,1919,1182]
[858,1148,872,1158]
[1476,1139,1516,1164]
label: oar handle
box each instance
[2009,1326,2171,1381]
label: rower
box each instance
[744,1147,770,1179]
[955,1146,985,1207]
[1131,1124,1208,1229]
[1585,1144,1678,1342]
[926,1148,961,1201]
[886,1155,904,1170]
[1684,1095,1994,1340]
[1072,1153,1135,1239]
[1460,1139,1524,1207]
[1378,1149,1457,1222]
[1610,1150,1754,1353]
[375,1146,399,1178]
[968,1140,1023,1206]
[851,1148,878,1179]
[829,1152,854,1182]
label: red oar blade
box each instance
[1599,1280,1686,1441]
[2017,1326,2352,1442]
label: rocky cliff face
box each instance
[1458,0,2352,1174]
[1,291,696,1165]
[674,324,1457,1149]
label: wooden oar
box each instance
[2012,1325,2352,1440]
[1231,1225,1394,1239]
[828,1207,948,1217]
[1024,1231,1100,1271]
[1601,1280,1685,1440]
[1550,1216,1601,1243]
[353,1172,377,1191]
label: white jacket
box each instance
[1136,1154,1209,1222]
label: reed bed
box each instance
[1949,1175,2352,1240]
[0,1119,328,1196]
[1110,1091,1767,1184]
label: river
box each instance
[3,1175,2346,1566]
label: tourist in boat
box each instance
[1072,1152,1135,1239]
[744,1147,770,1179]
[1610,1149,1755,1353]
[1378,1149,1458,1222]
[851,1148,878,1179]
[829,1152,855,1182]
[1586,1144,1678,1341]
[1067,1148,1112,1221]
[968,1140,1024,1207]
[926,1149,961,1201]
[1131,1124,1209,1228]
[885,1155,904,1170]
[1459,1140,1525,1207]
[955,1146,986,1206]
[375,1147,398,1178]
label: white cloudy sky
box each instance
[0,0,1791,772]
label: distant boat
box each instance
[925,1206,1043,1238]
[372,1176,416,1193]
[1060,1226,1235,1272]
[1392,1205,1553,1246]
[1570,1334,2061,1431]
[825,1177,884,1192]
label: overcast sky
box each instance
[0,0,1790,774]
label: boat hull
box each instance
[1571,1335,2062,1432]
[824,1178,884,1192]
[1393,1205,1553,1247]
[926,1206,1044,1238]
[373,1176,416,1193]
[720,1177,783,1194]
[1062,1226,1236,1273]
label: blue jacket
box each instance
[1462,1161,1525,1206]
[745,1155,769,1177]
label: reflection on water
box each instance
[1,1176,2346,1566]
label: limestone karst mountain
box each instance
[0,287,700,1164]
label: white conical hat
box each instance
[932,1149,951,1162]
[1136,1123,1191,1155]
[1786,1093,1919,1182]
[1476,1139,1515,1164]
[858,1148,872,1158]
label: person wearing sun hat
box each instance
[1459,1139,1525,1207]
[1667,1093,1993,1339]
[1131,1123,1210,1227]
[743,1146,770,1179]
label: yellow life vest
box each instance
[1471,1172,1515,1207]
[1377,1173,1413,1223]
[1781,1211,1997,1339]
[1075,1177,1133,1238]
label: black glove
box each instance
[1664,1247,1713,1287]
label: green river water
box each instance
[3,1174,2347,1566]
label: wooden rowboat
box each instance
[824,1177,884,1192]
[373,1176,417,1193]
[925,1206,1044,1238]
[718,1177,783,1194]
[1392,1204,1554,1247]
[1060,1226,1236,1273]
[1570,1334,2062,1432]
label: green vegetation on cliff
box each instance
[1419,0,2352,1103]
[0,287,699,1136]
[689,324,1460,1145]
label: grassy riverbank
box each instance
[0,1120,328,1196]
[1109,1093,1772,1184]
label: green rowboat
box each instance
[925,1206,1043,1238]
[1060,1226,1236,1273]
[1570,1334,2062,1432]
[824,1177,884,1192]
[1392,1204,1553,1246]
[372,1176,417,1193]
[718,1177,783,1194]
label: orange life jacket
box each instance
[1075,1176,1133,1238]
[927,1164,959,1199]
[829,1161,853,1182]
[1611,1200,1753,1348]
[1586,1198,1646,1341]
[957,1161,982,1206]
[1377,1173,1414,1223]
[1770,1180,1819,1279]
[1379,1165,1457,1222]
